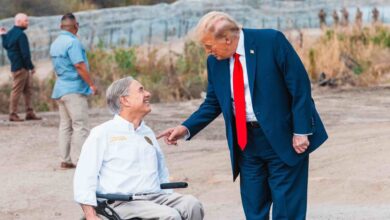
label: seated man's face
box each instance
[122,80,152,115]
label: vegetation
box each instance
[0,24,389,113]
[0,40,207,113]
[87,41,207,107]
[297,25,390,86]
[0,0,176,19]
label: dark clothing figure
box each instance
[372,7,380,23]
[1,25,40,121]
[1,26,34,72]
[355,8,363,28]
[332,10,339,26]
[341,8,349,26]
[318,9,327,28]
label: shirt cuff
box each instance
[183,127,190,140]
[74,191,97,207]
[293,133,312,136]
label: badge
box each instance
[110,136,127,142]
[144,136,153,146]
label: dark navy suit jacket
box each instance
[2,26,34,72]
[182,28,328,181]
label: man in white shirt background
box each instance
[74,76,204,220]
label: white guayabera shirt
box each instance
[74,115,170,206]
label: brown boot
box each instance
[25,108,42,120]
[9,113,24,122]
[60,162,76,169]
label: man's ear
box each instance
[225,36,232,45]
[120,96,131,108]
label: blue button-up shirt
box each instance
[50,31,91,99]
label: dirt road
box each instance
[1,86,390,219]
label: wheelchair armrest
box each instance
[96,182,188,201]
[96,193,133,201]
[93,182,188,220]
[160,182,188,189]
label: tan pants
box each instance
[100,193,204,220]
[9,68,32,114]
[57,93,89,163]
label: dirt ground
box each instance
[1,86,390,220]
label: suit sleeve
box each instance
[274,31,313,134]
[18,33,34,70]
[182,58,222,140]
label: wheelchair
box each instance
[83,182,188,220]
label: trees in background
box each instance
[0,0,176,19]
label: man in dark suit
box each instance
[158,11,328,220]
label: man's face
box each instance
[74,20,79,34]
[21,16,29,28]
[201,33,236,60]
[121,80,151,115]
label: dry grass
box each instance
[297,24,390,86]
[87,40,207,106]
[1,25,389,113]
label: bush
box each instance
[298,24,390,86]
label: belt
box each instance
[246,121,260,128]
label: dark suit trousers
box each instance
[238,124,309,220]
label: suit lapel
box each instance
[243,29,257,100]
[218,59,232,109]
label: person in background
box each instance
[332,10,340,27]
[1,13,41,122]
[50,13,97,169]
[318,9,327,28]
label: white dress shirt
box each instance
[74,115,170,206]
[230,30,310,136]
[230,30,258,122]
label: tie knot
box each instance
[234,53,240,59]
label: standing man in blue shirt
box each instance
[50,13,97,169]
[1,13,41,122]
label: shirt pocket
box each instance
[141,143,158,172]
[105,139,139,170]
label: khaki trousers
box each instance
[57,93,89,163]
[100,193,204,220]
[9,68,32,114]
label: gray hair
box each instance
[194,11,241,42]
[106,76,134,114]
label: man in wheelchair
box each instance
[74,77,204,220]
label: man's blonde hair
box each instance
[194,11,241,42]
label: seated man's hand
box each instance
[81,204,102,220]
[157,125,188,145]
[86,216,102,220]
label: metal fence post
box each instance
[128,27,133,47]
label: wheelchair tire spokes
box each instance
[96,201,122,220]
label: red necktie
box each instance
[233,53,247,150]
